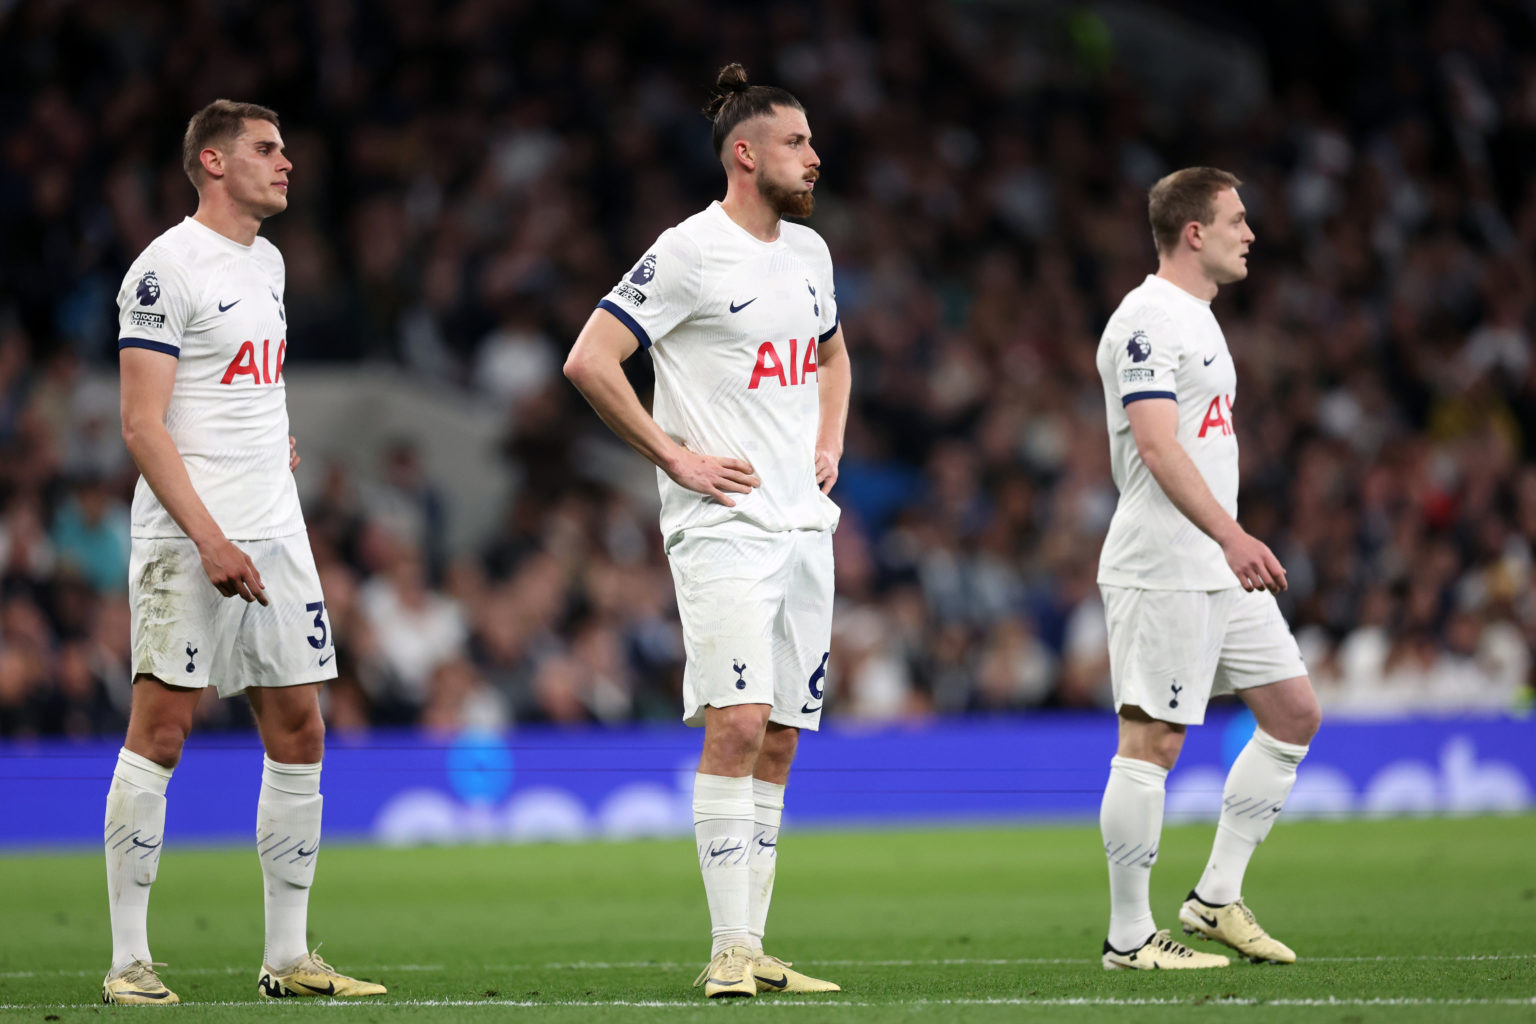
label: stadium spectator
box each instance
[0,0,1531,736]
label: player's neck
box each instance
[719,187,783,243]
[1155,258,1218,302]
[192,194,263,247]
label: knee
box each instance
[1282,701,1322,746]
[269,710,325,764]
[1301,702,1322,743]
[140,721,190,768]
[1118,715,1184,770]
[704,706,769,770]
[1149,729,1185,769]
[716,716,765,760]
[758,727,798,778]
[288,713,326,763]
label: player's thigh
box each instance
[231,533,338,696]
[669,525,793,725]
[129,536,243,693]
[1101,585,1227,726]
[1212,588,1307,700]
[769,528,834,732]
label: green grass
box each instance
[3,816,1534,1022]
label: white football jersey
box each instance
[116,217,304,541]
[599,201,841,545]
[1097,274,1240,591]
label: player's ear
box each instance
[1185,219,1204,252]
[733,138,755,172]
[200,147,225,180]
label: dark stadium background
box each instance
[0,0,1530,748]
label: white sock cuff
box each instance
[262,756,322,796]
[693,773,754,822]
[1109,755,1169,790]
[1251,727,1309,767]
[752,778,785,827]
[115,748,173,795]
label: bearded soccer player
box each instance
[103,100,384,1004]
[1093,167,1322,970]
[565,65,849,998]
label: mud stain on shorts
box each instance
[134,548,184,669]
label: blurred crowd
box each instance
[1,0,1532,739]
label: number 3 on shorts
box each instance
[304,600,328,650]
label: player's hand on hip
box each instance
[667,446,759,507]
[1222,530,1287,593]
[199,539,269,605]
[289,435,300,472]
[815,448,840,494]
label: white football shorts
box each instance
[1100,584,1306,725]
[668,520,834,730]
[128,531,337,697]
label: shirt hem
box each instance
[131,522,310,543]
[1097,572,1241,593]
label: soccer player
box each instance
[564,65,849,999]
[1093,167,1322,970]
[103,100,385,1004]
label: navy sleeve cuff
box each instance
[1122,391,1177,406]
[818,317,840,344]
[119,338,180,358]
[596,299,653,350]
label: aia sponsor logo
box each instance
[221,339,286,385]
[1197,394,1235,438]
[748,337,818,390]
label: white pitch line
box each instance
[0,963,444,979]
[4,952,1531,979]
[0,996,1533,1010]
[533,953,1536,969]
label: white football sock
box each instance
[693,773,754,957]
[1196,727,1308,905]
[105,747,172,973]
[257,756,323,969]
[747,778,785,954]
[1101,755,1168,952]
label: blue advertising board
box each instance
[2,713,1531,848]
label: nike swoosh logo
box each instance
[131,837,162,850]
[757,838,776,850]
[318,653,334,666]
[755,973,789,989]
[800,702,822,714]
[218,299,241,312]
[1203,354,1217,365]
[297,981,335,996]
[729,298,757,313]
[119,989,171,999]
[707,843,744,858]
[707,976,742,988]
[1198,913,1219,929]
[293,844,318,858]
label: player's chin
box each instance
[783,193,816,219]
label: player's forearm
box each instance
[1139,438,1242,546]
[122,419,226,548]
[565,357,685,474]
[814,342,851,456]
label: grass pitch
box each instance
[2,816,1533,1022]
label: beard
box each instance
[759,174,816,219]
